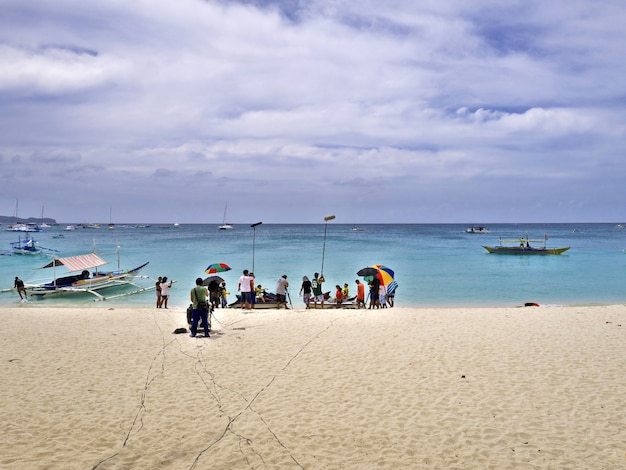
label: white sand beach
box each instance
[1,304,625,469]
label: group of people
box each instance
[299,274,395,309]
[155,276,172,308]
[187,268,397,337]
[236,270,290,309]
[206,279,229,309]
[365,276,395,309]
[298,272,326,308]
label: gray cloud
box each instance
[0,0,624,223]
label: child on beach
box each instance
[342,283,349,300]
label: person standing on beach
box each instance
[299,276,312,308]
[379,282,387,308]
[160,276,173,309]
[355,280,365,308]
[249,273,257,308]
[276,275,289,309]
[14,276,26,300]
[189,277,210,337]
[311,272,325,307]
[219,282,228,308]
[238,269,253,309]
[155,276,162,308]
[368,276,380,309]
[208,278,219,309]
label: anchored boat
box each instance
[466,226,489,234]
[483,234,569,255]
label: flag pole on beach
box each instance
[321,214,335,277]
[251,221,262,274]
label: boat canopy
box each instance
[38,253,109,271]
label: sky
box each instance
[1,0,625,224]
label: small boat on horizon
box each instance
[466,226,489,234]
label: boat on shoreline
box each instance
[483,234,569,255]
[21,251,151,300]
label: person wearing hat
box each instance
[299,276,312,308]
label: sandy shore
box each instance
[1,304,625,469]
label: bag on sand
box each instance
[186,303,193,324]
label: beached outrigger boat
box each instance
[483,234,569,255]
[22,251,152,300]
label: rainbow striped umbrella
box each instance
[372,265,394,286]
[205,262,231,274]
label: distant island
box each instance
[0,215,57,225]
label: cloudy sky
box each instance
[1,0,625,224]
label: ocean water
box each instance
[1,223,625,308]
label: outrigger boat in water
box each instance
[20,250,152,300]
[10,236,58,256]
[483,234,569,255]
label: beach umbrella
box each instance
[372,265,395,286]
[205,262,231,274]
[357,267,379,277]
[202,275,225,286]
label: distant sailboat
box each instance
[108,206,115,230]
[40,206,51,229]
[218,202,233,230]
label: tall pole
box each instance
[251,221,262,273]
[320,214,335,276]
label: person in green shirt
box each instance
[190,278,210,337]
[311,272,325,307]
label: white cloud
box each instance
[0,0,625,222]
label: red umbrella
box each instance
[205,262,231,274]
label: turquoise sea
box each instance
[1,223,626,308]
